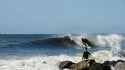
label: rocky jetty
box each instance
[59,59,125,70]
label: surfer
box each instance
[81,38,93,47]
[82,43,91,60]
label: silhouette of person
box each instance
[81,38,93,47]
[82,38,89,45]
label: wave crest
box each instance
[27,36,80,48]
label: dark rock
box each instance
[103,60,125,67]
[89,62,111,70]
[102,64,112,70]
[59,59,113,70]
[88,59,95,66]
[58,61,74,70]
[117,59,125,62]
[103,60,116,67]
[89,62,102,70]
[59,59,96,70]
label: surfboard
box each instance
[76,53,101,60]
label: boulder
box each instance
[103,60,116,67]
[88,59,95,66]
[59,59,95,70]
[69,60,89,70]
[58,61,74,70]
[59,61,74,70]
[89,62,111,70]
[102,60,125,67]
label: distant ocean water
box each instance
[0,34,125,70]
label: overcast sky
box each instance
[0,0,125,34]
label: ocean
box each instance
[0,34,125,70]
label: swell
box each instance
[0,34,123,50]
[25,36,80,48]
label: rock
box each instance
[117,60,125,62]
[89,62,111,70]
[103,60,125,67]
[88,59,95,66]
[114,62,125,70]
[69,60,89,70]
[59,59,95,70]
[103,60,116,67]
[59,59,125,70]
[58,61,74,70]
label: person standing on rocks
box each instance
[82,43,91,60]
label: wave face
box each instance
[0,34,56,48]
[26,36,80,48]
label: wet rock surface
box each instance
[59,59,125,70]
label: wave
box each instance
[60,34,125,56]
[93,34,124,55]
[25,36,81,48]
[1,34,124,54]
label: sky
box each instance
[0,0,125,34]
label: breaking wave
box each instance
[26,36,80,48]
[0,34,125,56]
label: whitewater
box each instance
[0,34,125,70]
